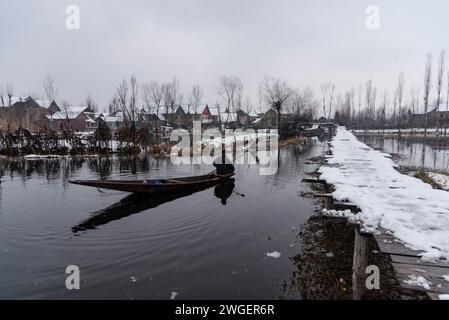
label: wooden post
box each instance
[352,227,368,300]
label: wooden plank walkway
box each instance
[303,150,449,300]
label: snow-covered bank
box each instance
[319,127,449,261]
[428,172,449,191]
[24,154,69,159]
[352,128,440,135]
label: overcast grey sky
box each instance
[1,0,449,112]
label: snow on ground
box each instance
[24,154,68,159]
[319,127,449,261]
[403,275,432,290]
[428,172,449,191]
[266,251,281,259]
[169,292,178,300]
[352,128,440,134]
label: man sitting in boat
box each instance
[213,144,235,175]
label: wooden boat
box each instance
[72,179,235,233]
[69,171,234,194]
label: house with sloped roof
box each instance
[0,97,53,130]
[34,99,61,114]
[91,111,125,131]
[0,96,61,114]
[46,106,94,131]
[408,103,449,128]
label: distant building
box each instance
[0,97,58,130]
[47,106,94,131]
[408,104,449,128]
[139,109,165,128]
[85,110,125,131]
[34,99,61,114]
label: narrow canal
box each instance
[0,140,328,299]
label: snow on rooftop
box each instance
[0,96,29,106]
[248,110,259,117]
[48,106,89,120]
[403,275,432,290]
[220,112,237,123]
[319,126,449,261]
[34,99,59,109]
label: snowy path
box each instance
[319,127,449,262]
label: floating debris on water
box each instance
[266,251,281,259]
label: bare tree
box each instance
[328,83,336,119]
[43,74,59,101]
[116,79,128,114]
[161,78,180,115]
[6,84,14,106]
[288,87,317,120]
[61,100,72,129]
[350,86,355,125]
[108,93,121,113]
[365,79,373,120]
[321,82,336,119]
[0,85,5,107]
[218,75,243,123]
[446,71,449,111]
[259,76,292,131]
[116,75,139,145]
[116,75,139,127]
[396,72,405,128]
[410,88,416,115]
[436,49,446,110]
[372,86,377,126]
[423,54,433,136]
[321,83,328,118]
[85,95,98,112]
[190,85,203,114]
[358,84,362,121]
[142,81,163,116]
[379,89,388,131]
[129,75,139,124]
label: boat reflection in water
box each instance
[72,178,235,234]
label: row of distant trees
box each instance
[5,47,449,134]
[2,73,321,135]
[332,49,449,133]
[108,74,320,137]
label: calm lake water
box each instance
[0,141,327,299]
[358,135,449,172]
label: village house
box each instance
[47,106,95,131]
[34,99,61,114]
[100,111,125,131]
[84,110,125,132]
[236,109,250,128]
[253,108,294,128]
[131,104,304,134]
[0,96,61,131]
[407,104,449,129]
